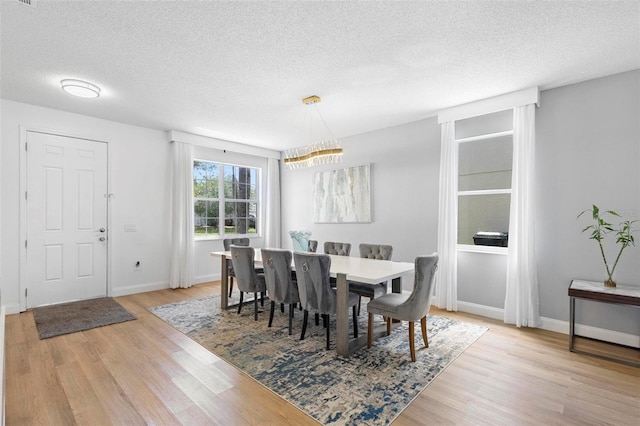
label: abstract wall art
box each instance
[312,164,371,223]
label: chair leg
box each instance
[357,296,362,316]
[386,317,391,335]
[323,314,330,350]
[315,313,320,326]
[300,310,309,340]
[281,303,285,313]
[237,292,244,314]
[268,301,275,327]
[260,292,265,307]
[409,321,416,362]
[228,277,234,298]
[367,312,373,348]
[352,305,358,338]
[322,314,328,328]
[253,292,259,321]
[288,304,294,336]
[420,316,429,347]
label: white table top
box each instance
[211,249,415,284]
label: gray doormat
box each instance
[33,297,136,339]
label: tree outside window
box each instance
[194,160,259,239]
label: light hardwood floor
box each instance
[6,282,639,425]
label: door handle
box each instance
[99,236,106,242]
[99,228,106,233]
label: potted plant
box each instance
[578,205,637,287]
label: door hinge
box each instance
[25,191,27,200]
[25,288,28,298]
[25,142,28,151]
[25,240,27,249]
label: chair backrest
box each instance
[262,248,298,304]
[308,240,318,253]
[398,253,439,321]
[359,243,393,260]
[293,252,336,314]
[323,241,351,256]
[230,245,262,292]
[223,237,250,251]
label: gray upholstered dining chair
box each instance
[230,245,267,321]
[324,242,352,286]
[350,243,393,315]
[366,253,438,362]
[308,240,318,253]
[293,252,359,350]
[323,241,351,256]
[223,238,250,297]
[262,248,300,335]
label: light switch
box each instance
[124,224,137,232]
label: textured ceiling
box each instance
[1,1,639,151]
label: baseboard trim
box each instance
[108,275,222,298]
[2,304,20,315]
[1,305,5,426]
[194,274,220,285]
[111,281,169,297]
[456,301,640,348]
[457,301,504,321]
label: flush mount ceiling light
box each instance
[284,95,343,170]
[60,79,101,98]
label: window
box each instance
[193,160,260,239]
[456,110,513,247]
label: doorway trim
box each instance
[18,125,112,312]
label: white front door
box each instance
[25,131,108,308]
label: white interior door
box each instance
[25,131,108,308]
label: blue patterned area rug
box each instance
[149,296,487,425]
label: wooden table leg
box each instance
[337,274,405,357]
[391,276,401,323]
[336,272,349,357]
[221,256,229,310]
[392,276,401,293]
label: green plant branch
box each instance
[597,238,612,279]
[609,244,624,279]
[578,205,637,283]
[609,220,637,278]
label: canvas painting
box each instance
[312,164,371,223]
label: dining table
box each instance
[211,249,415,357]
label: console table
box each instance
[568,280,640,367]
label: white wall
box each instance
[0,101,279,312]
[2,70,638,342]
[281,70,640,343]
[536,70,640,335]
[0,100,172,312]
[281,118,441,289]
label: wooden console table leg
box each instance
[569,296,575,352]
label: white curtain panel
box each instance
[264,157,281,248]
[169,141,194,289]
[504,104,541,327]
[435,121,458,311]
